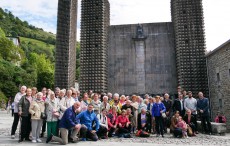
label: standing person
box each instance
[29,92,45,143]
[11,85,26,139]
[54,87,60,98]
[131,95,139,133]
[46,92,60,138]
[18,88,33,142]
[11,101,15,117]
[77,104,100,141]
[65,90,75,109]
[138,98,147,113]
[162,93,172,133]
[40,87,47,138]
[197,92,212,135]
[152,96,166,137]
[91,93,101,115]
[109,93,122,113]
[173,94,185,116]
[100,96,110,112]
[184,91,198,134]
[31,87,38,100]
[46,102,81,145]
[80,93,90,112]
[119,95,126,106]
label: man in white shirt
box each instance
[11,85,27,139]
[184,91,198,133]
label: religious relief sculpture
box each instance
[136,24,144,38]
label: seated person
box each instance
[183,109,197,136]
[170,111,182,138]
[76,104,99,141]
[116,110,131,137]
[137,108,151,133]
[96,108,108,139]
[215,111,227,123]
[107,106,118,137]
[46,102,81,145]
[177,116,188,138]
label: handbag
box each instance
[187,125,193,136]
[161,112,167,118]
[41,112,47,120]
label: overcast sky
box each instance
[0,0,229,51]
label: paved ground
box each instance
[0,110,229,146]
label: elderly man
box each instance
[197,92,212,135]
[162,93,172,133]
[77,104,100,141]
[46,102,81,145]
[11,85,27,139]
[137,108,152,133]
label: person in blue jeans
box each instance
[152,96,166,137]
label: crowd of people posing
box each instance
[9,85,215,144]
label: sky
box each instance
[0,0,229,51]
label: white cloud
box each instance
[0,0,229,51]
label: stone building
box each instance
[55,0,78,89]
[80,0,110,93]
[206,39,230,131]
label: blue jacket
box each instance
[152,102,166,117]
[76,110,100,132]
[59,106,79,129]
[197,97,210,116]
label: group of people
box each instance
[8,85,220,144]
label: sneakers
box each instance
[11,135,15,139]
[37,139,42,143]
[46,134,53,143]
[32,140,37,143]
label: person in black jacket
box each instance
[183,109,197,136]
[137,108,151,133]
[172,94,185,117]
[162,93,173,132]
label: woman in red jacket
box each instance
[116,110,131,137]
[107,106,118,137]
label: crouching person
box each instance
[77,104,99,141]
[96,108,109,139]
[46,102,81,145]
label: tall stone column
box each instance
[171,0,208,96]
[55,0,77,89]
[80,0,110,93]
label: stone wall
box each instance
[108,23,177,95]
[207,40,230,131]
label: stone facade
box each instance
[80,0,110,93]
[171,0,208,96]
[55,0,77,89]
[108,23,177,95]
[206,39,230,131]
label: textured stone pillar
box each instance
[55,0,77,89]
[171,0,208,96]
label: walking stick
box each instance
[18,115,22,143]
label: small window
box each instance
[217,73,220,83]
[219,99,222,109]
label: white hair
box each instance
[21,85,27,90]
[113,93,119,97]
[103,96,108,100]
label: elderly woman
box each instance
[18,88,33,142]
[46,91,60,138]
[80,93,90,112]
[138,98,147,113]
[109,93,122,113]
[100,96,110,112]
[29,92,45,143]
[91,93,101,115]
[131,95,139,132]
[120,95,126,106]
